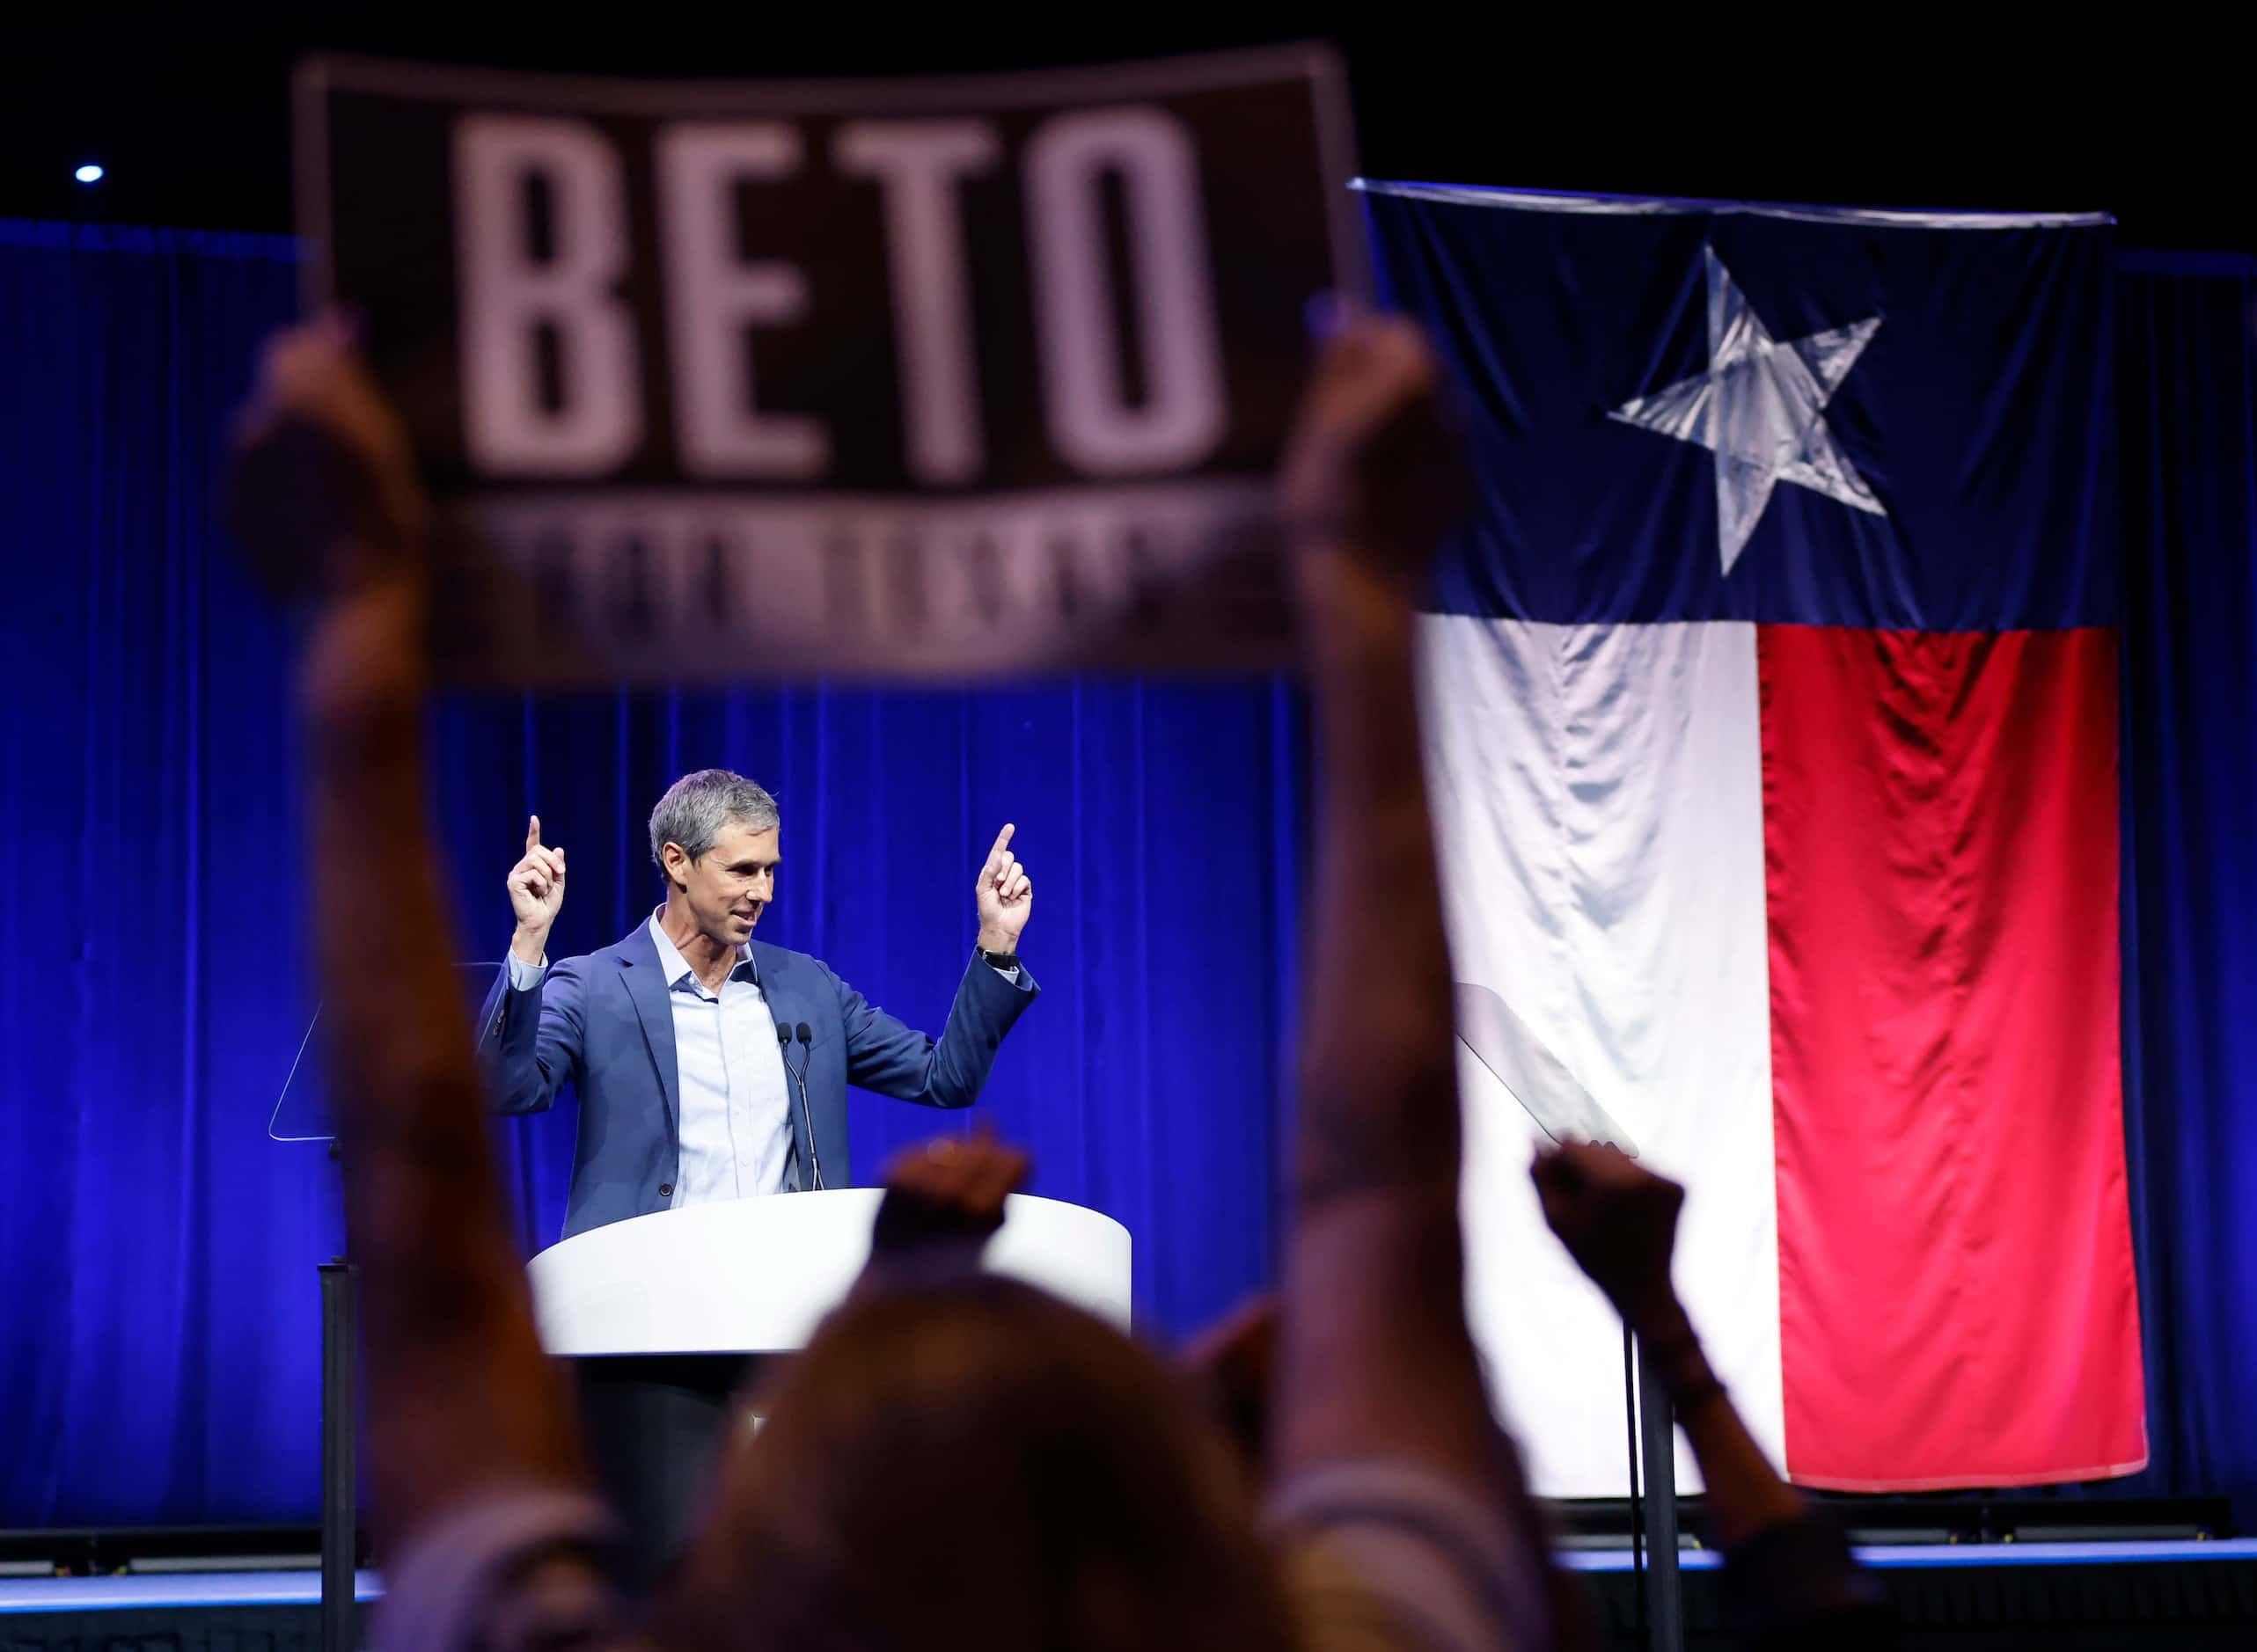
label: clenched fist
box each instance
[507,815,568,964]
[1531,1141,1685,1334]
[871,1130,1031,1257]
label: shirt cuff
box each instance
[507,951,548,990]
[987,961,1022,984]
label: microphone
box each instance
[780,1020,824,1190]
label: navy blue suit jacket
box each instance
[476,923,1037,1239]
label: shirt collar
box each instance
[647,910,757,990]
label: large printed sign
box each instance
[294,50,1359,682]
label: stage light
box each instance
[75,164,105,184]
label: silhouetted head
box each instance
[660,1274,1295,1652]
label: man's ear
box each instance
[660,841,689,891]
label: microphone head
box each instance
[777,1023,792,1047]
[795,1020,813,1045]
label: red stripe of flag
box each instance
[1760,625,2145,1490]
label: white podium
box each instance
[528,1190,1132,1356]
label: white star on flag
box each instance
[1610,246,1886,574]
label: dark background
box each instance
[2,6,2248,252]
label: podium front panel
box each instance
[527,1190,1132,1356]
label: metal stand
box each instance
[1633,1334,1684,1652]
[319,1258,359,1652]
[279,969,499,1651]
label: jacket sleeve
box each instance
[475,955,589,1115]
[829,953,1038,1110]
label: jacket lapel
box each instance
[616,923,681,1143]
[750,939,796,1026]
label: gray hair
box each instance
[649,769,780,886]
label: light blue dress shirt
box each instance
[508,912,796,1202]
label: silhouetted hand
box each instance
[868,1129,1030,1262]
[224,310,427,603]
[1531,1140,1686,1334]
[1177,1295,1278,1473]
[1277,308,1468,583]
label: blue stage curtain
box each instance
[0,222,319,1528]
[2115,252,2257,1529]
[0,222,1302,1525]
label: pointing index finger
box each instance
[527,815,542,851]
[982,822,1015,878]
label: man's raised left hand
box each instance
[975,822,1032,954]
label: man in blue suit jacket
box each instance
[478,768,1037,1241]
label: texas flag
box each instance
[1361,183,2146,1495]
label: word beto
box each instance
[456,110,1228,485]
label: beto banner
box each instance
[292,49,1360,683]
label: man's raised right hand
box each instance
[507,815,567,963]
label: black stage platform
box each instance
[4,1538,2252,1651]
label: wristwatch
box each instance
[978,948,1021,973]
